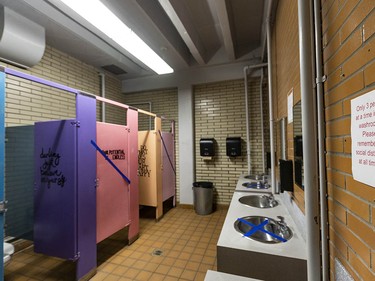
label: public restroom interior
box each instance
[0,0,374,280]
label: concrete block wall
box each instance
[123,89,179,200]
[194,78,270,204]
[322,0,375,279]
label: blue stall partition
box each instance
[5,126,34,240]
[0,68,5,280]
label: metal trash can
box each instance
[193,181,213,215]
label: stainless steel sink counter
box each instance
[217,190,307,281]
[235,174,272,193]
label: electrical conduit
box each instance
[313,0,329,279]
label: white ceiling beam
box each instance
[159,0,206,65]
[214,0,236,60]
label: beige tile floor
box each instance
[5,206,228,281]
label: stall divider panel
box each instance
[126,108,139,243]
[155,117,162,220]
[75,94,97,280]
[161,132,176,205]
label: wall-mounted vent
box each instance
[0,6,45,68]
[101,64,127,75]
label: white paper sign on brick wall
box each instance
[351,89,375,187]
[288,90,293,124]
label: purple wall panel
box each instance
[34,119,77,259]
[161,132,176,201]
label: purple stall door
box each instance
[161,132,176,202]
[34,119,78,260]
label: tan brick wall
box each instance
[123,89,179,200]
[273,0,305,211]
[4,45,123,126]
[194,78,270,204]
[273,0,375,279]
[322,0,375,279]
[102,74,128,125]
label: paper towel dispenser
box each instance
[226,137,241,157]
[200,138,215,157]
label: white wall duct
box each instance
[0,6,45,68]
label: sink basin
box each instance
[239,194,278,208]
[245,174,267,181]
[242,181,270,189]
[234,216,293,243]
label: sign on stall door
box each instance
[351,89,375,187]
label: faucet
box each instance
[276,216,288,232]
[266,194,277,207]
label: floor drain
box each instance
[152,249,163,256]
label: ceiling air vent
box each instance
[101,64,127,75]
[0,6,45,68]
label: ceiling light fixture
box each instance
[58,0,173,75]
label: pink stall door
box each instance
[96,122,131,243]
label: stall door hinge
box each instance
[71,121,81,128]
[70,252,80,261]
[0,200,8,214]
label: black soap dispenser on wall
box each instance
[226,137,241,157]
[200,138,215,160]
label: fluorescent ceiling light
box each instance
[58,0,173,75]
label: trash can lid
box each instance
[193,181,213,188]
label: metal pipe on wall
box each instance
[297,0,321,280]
[99,73,105,122]
[244,67,251,175]
[260,69,265,174]
[313,0,329,279]
[266,20,276,194]
[243,62,268,176]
